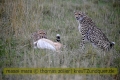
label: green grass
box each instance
[0,0,120,80]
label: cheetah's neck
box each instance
[78,23,82,33]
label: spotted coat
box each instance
[74,11,115,51]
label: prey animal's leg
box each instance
[33,41,37,49]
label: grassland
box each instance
[0,0,120,80]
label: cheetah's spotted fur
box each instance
[32,30,47,42]
[74,11,115,51]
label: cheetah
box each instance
[32,29,47,42]
[31,30,47,48]
[74,11,115,51]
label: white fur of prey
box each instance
[34,38,62,51]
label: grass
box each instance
[0,0,120,80]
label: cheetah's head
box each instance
[37,30,47,38]
[74,11,86,21]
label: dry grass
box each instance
[0,0,120,80]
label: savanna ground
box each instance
[0,0,120,80]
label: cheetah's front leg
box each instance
[80,36,86,50]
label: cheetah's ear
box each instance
[82,11,88,17]
[74,10,76,13]
[82,11,88,15]
[82,11,86,14]
[74,10,77,13]
[74,10,80,13]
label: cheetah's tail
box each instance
[110,42,115,48]
[56,34,61,42]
